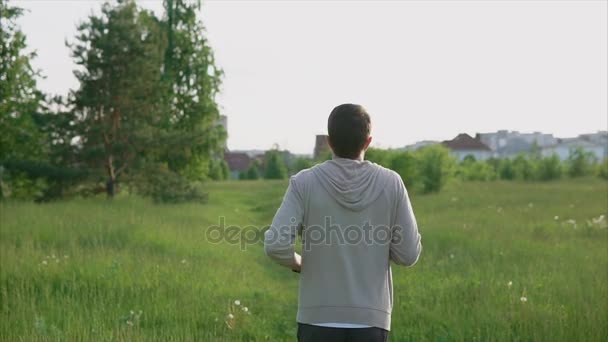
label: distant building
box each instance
[313,135,330,160]
[224,152,251,179]
[442,133,493,161]
[477,130,556,158]
[541,136,607,161]
[402,140,439,151]
[578,131,608,147]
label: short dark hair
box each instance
[327,104,371,159]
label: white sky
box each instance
[14,0,608,155]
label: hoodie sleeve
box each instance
[390,176,422,267]
[264,177,304,270]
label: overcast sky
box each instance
[14,0,608,155]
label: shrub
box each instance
[597,160,608,180]
[498,158,515,180]
[208,159,226,181]
[291,157,313,174]
[0,159,88,201]
[537,154,562,181]
[264,150,287,180]
[133,164,208,204]
[389,150,418,189]
[365,148,392,166]
[512,155,536,180]
[567,147,595,177]
[459,159,497,181]
[220,160,230,180]
[416,145,454,193]
[246,160,261,180]
[315,150,333,163]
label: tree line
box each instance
[262,145,607,194]
[1,0,227,203]
[364,145,607,193]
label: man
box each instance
[264,104,422,342]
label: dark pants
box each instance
[297,323,389,342]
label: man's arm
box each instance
[390,178,422,266]
[264,177,303,271]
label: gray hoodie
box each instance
[264,157,422,330]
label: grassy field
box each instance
[1,178,607,341]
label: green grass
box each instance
[1,179,607,341]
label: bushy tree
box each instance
[220,160,230,180]
[512,155,536,180]
[416,145,454,193]
[291,157,313,174]
[498,158,515,180]
[0,0,46,198]
[537,154,562,181]
[208,159,225,180]
[458,156,497,181]
[389,150,418,189]
[597,159,608,180]
[567,147,594,177]
[246,160,261,180]
[159,0,225,179]
[264,150,287,180]
[365,148,392,166]
[66,0,224,201]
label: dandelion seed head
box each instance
[520,296,528,303]
[234,300,240,306]
[508,281,513,287]
[554,216,559,220]
[41,260,47,265]
[227,313,234,320]
[242,307,248,313]
[592,215,606,225]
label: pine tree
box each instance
[69,0,167,197]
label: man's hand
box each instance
[292,254,302,273]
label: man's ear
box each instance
[363,136,372,150]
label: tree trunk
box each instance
[106,155,116,198]
[106,177,115,198]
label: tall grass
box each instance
[1,179,607,341]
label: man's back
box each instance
[264,157,422,331]
[263,103,422,341]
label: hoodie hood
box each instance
[311,157,390,212]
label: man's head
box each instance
[327,104,372,159]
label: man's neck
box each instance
[333,153,364,161]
